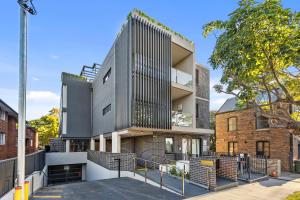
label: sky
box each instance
[0,0,299,120]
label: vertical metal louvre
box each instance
[131,17,171,129]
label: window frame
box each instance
[165,137,174,154]
[0,109,6,121]
[196,103,199,118]
[0,133,6,145]
[228,117,237,132]
[256,141,270,157]
[102,104,112,116]
[228,141,238,156]
[256,115,270,130]
[103,68,111,84]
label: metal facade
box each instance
[131,17,172,129]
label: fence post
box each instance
[247,155,251,180]
[265,157,268,175]
[114,158,121,178]
[182,165,185,196]
[145,161,147,183]
[160,171,163,189]
[133,158,136,176]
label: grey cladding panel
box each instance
[196,99,210,129]
[62,74,92,138]
[196,67,210,100]
[92,46,116,136]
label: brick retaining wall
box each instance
[217,156,238,181]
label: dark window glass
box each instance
[196,69,199,85]
[165,138,174,154]
[228,117,237,131]
[196,103,199,118]
[103,104,111,116]
[228,142,238,155]
[103,68,111,84]
[70,139,90,152]
[256,141,270,157]
[256,116,269,129]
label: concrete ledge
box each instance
[46,152,87,166]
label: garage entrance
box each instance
[48,164,83,185]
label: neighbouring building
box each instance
[216,97,300,171]
[0,99,38,160]
[59,9,213,163]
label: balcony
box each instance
[172,111,193,128]
[171,68,192,88]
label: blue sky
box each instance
[0,0,299,120]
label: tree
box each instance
[203,0,300,133]
[29,108,59,147]
[210,111,217,151]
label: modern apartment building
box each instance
[216,97,300,171]
[0,99,38,160]
[59,9,213,163]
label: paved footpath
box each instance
[187,176,300,200]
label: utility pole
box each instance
[17,1,36,199]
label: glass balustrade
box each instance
[172,111,193,127]
[171,68,192,88]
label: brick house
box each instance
[0,99,38,160]
[216,97,299,171]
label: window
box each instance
[196,103,199,118]
[62,112,67,134]
[0,109,5,121]
[103,68,111,84]
[62,85,67,108]
[30,139,33,147]
[228,142,238,155]
[256,116,269,129]
[192,139,201,156]
[195,69,199,85]
[26,138,30,147]
[256,141,270,157]
[165,138,174,153]
[103,104,111,116]
[0,133,6,145]
[228,117,237,131]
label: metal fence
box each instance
[0,150,45,198]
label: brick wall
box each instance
[190,157,216,190]
[0,113,8,160]
[216,156,238,181]
[7,116,17,158]
[267,159,281,177]
[88,150,135,171]
[49,138,65,152]
[216,109,293,171]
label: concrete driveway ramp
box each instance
[31,177,182,200]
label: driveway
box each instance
[31,177,182,200]
[187,176,300,200]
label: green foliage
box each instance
[203,0,300,130]
[169,166,178,176]
[285,191,300,200]
[128,9,193,44]
[29,108,59,146]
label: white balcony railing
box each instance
[172,111,193,128]
[171,68,192,88]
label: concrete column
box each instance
[66,140,70,152]
[100,135,106,152]
[112,132,121,153]
[90,138,95,150]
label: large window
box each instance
[256,141,270,157]
[102,104,111,116]
[62,85,67,108]
[62,112,67,134]
[165,138,174,154]
[228,117,237,131]
[70,139,90,152]
[195,69,199,85]
[103,68,111,84]
[0,133,5,145]
[256,116,269,129]
[0,109,5,121]
[192,139,201,156]
[228,142,238,155]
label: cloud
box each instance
[49,54,60,60]
[209,77,233,111]
[0,88,60,120]
[27,91,60,103]
[32,77,40,81]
